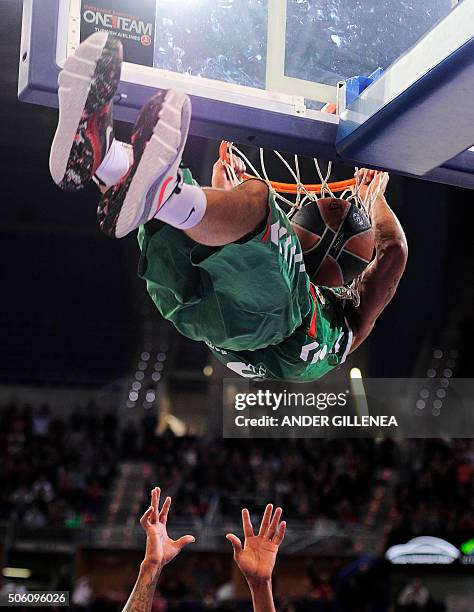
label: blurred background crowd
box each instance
[2,402,472,538]
[1,402,473,611]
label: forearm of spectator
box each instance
[122,562,161,612]
[123,487,195,612]
[248,578,275,612]
[227,505,285,612]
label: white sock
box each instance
[95,140,132,187]
[154,183,207,230]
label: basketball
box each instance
[292,198,374,287]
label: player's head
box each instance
[292,198,374,286]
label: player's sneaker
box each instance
[49,32,122,191]
[97,89,191,239]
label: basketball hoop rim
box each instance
[219,140,357,195]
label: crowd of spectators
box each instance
[0,402,378,529]
[0,402,118,527]
[386,438,474,546]
[2,403,472,612]
[144,434,378,525]
[1,402,473,544]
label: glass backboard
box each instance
[67,0,455,115]
[21,0,474,190]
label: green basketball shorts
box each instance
[137,169,353,381]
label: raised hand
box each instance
[123,488,195,612]
[140,487,195,569]
[354,169,390,213]
[226,504,286,586]
[212,155,246,190]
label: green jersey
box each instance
[138,169,352,381]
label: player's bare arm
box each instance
[122,487,195,612]
[186,152,268,246]
[345,170,408,353]
[226,504,286,612]
[310,98,408,353]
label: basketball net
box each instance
[219,141,388,306]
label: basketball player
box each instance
[49,34,408,381]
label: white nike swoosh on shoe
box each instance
[105,125,114,153]
[114,90,191,238]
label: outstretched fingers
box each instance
[265,507,282,540]
[258,504,273,536]
[151,487,160,523]
[174,534,195,550]
[140,506,153,530]
[242,508,254,539]
[272,520,286,546]
[226,533,243,556]
[148,487,172,525]
[159,496,172,525]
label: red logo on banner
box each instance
[141,34,152,46]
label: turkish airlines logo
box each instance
[83,9,153,45]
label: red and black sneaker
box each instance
[49,32,122,192]
[98,89,191,238]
